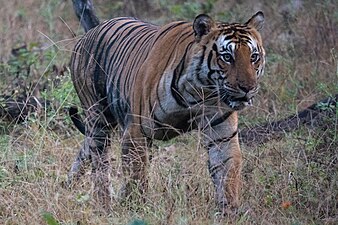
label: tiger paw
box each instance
[117,181,147,208]
[214,203,252,222]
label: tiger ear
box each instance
[193,14,215,42]
[245,11,264,31]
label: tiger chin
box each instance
[68,1,265,215]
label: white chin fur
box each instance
[247,98,253,106]
[229,98,253,109]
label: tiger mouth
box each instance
[225,96,254,110]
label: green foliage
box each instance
[163,0,215,19]
[0,165,9,188]
[316,99,338,112]
[42,73,78,109]
[41,212,60,225]
[128,219,148,225]
[0,135,11,187]
[15,7,27,20]
[0,42,59,94]
[0,38,78,127]
[40,0,60,34]
[76,193,91,204]
[40,72,79,129]
[0,43,39,78]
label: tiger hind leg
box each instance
[119,123,150,205]
[85,107,115,211]
[68,104,117,211]
[67,140,91,187]
[67,106,114,188]
[67,107,91,186]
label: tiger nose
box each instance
[238,84,252,93]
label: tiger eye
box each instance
[221,53,233,63]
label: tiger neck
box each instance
[157,43,225,116]
[170,44,219,108]
[144,42,232,138]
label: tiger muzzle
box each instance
[226,89,257,110]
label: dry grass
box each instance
[0,0,337,224]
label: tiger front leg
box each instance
[202,112,242,215]
[208,137,242,214]
[119,124,149,204]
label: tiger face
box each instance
[192,12,265,110]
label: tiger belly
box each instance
[145,111,196,140]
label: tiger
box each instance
[68,0,265,214]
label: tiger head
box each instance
[191,12,265,110]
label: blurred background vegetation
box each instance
[0,0,337,224]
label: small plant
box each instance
[1,43,40,78]
[41,212,60,225]
[128,219,148,225]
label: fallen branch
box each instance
[239,94,338,145]
[0,95,48,123]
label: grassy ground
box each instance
[0,0,337,224]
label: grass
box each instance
[0,0,337,224]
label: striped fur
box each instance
[68,11,265,213]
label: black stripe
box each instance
[118,25,154,98]
[107,23,148,74]
[210,111,233,127]
[105,21,142,74]
[107,24,149,107]
[93,39,109,97]
[206,51,217,81]
[83,19,120,62]
[153,113,165,128]
[123,27,157,92]
[208,157,233,178]
[154,31,193,105]
[170,42,193,107]
[153,21,188,43]
[206,130,238,149]
[177,30,195,44]
[156,81,168,113]
[195,46,211,86]
[105,23,156,126]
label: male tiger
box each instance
[68,0,265,214]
